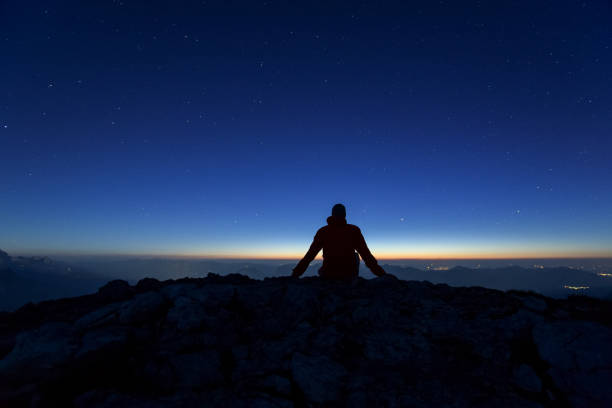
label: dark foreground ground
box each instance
[1,274,612,407]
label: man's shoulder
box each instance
[316,225,329,234]
[347,224,361,233]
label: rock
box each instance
[135,277,162,291]
[76,326,130,358]
[0,322,77,383]
[238,396,293,408]
[74,390,167,408]
[170,351,223,388]
[259,374,292,396]
[119,291,168,324]
[200,284,238,304]
[363,329,416,362]
[533,321,612,407]
[520,296,548,312]
[279,284,318,324]
[0,249,10,266]
[1,274,612,407]
[312,326,341,350]
[75,302,123,329]
[97,280,132,302]
[513,364,542,393]
[141,358,176,392]
[291,352,347,404]
[351,300,395,326]
[165,296,207,331]
[160,283,198,301]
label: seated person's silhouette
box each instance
[292,204,386,280]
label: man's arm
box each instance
[355,228,386,277]
[292,231,323,278]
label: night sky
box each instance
[1,1,611,259]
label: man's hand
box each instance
[291,265,305,278]
[379,272,397,280]
[372,264,387,277]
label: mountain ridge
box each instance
[1,273,612,407]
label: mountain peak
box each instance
[0,249,10,265]
[1,274,612,406]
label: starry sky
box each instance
[1,1,611,259]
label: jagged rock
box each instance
[513,363,542,393]
[75,302,123,329]
[118,291,167,324]
[136,277,162,291]
[0,249,10,266]
[291,352,347,404]
[76,326,131,358]
[97,280,132,302]
[165,296,208,331]
[160,283,198,301]
[258,374,292,396]
[514,293,549,312]
[1,274,612,407]
[0,322,77,383]
[533,321,612,407]
[170,350,223,388]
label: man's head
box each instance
[331,203,346,219]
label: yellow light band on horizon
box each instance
[118,248,611,260]
[11,244,612,260]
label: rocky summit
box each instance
[1,274,612,407]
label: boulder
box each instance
[165,296,208,331]
[0,322,77,383]
[119,291,168,324]
[291,352,347,404]
[1,274,611,407]
[533,321,612,407]
[97,280,132,302]
[170,350,223,388]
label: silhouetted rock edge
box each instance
[1,273,612,407]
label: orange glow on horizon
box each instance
[96,249,612,260]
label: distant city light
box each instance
[425,265,450,271]
[563,285,590,290]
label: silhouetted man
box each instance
[292,204,386,280]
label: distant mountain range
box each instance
[0,249,109,311]
[379,264,612,299]
[2,248,612,311]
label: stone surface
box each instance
[1,273,612,407]
[513,363,542,393]
[291,352,347,404]
[119,291,168,324]
[0,322,78,383]
[97,279,132,302]
[533,321,612,407]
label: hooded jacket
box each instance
[292,215,386,279]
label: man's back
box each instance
[315,215,362,279]
[292,205,386,280]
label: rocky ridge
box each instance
[1,273,612,407]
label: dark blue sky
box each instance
[1,1,611,258]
